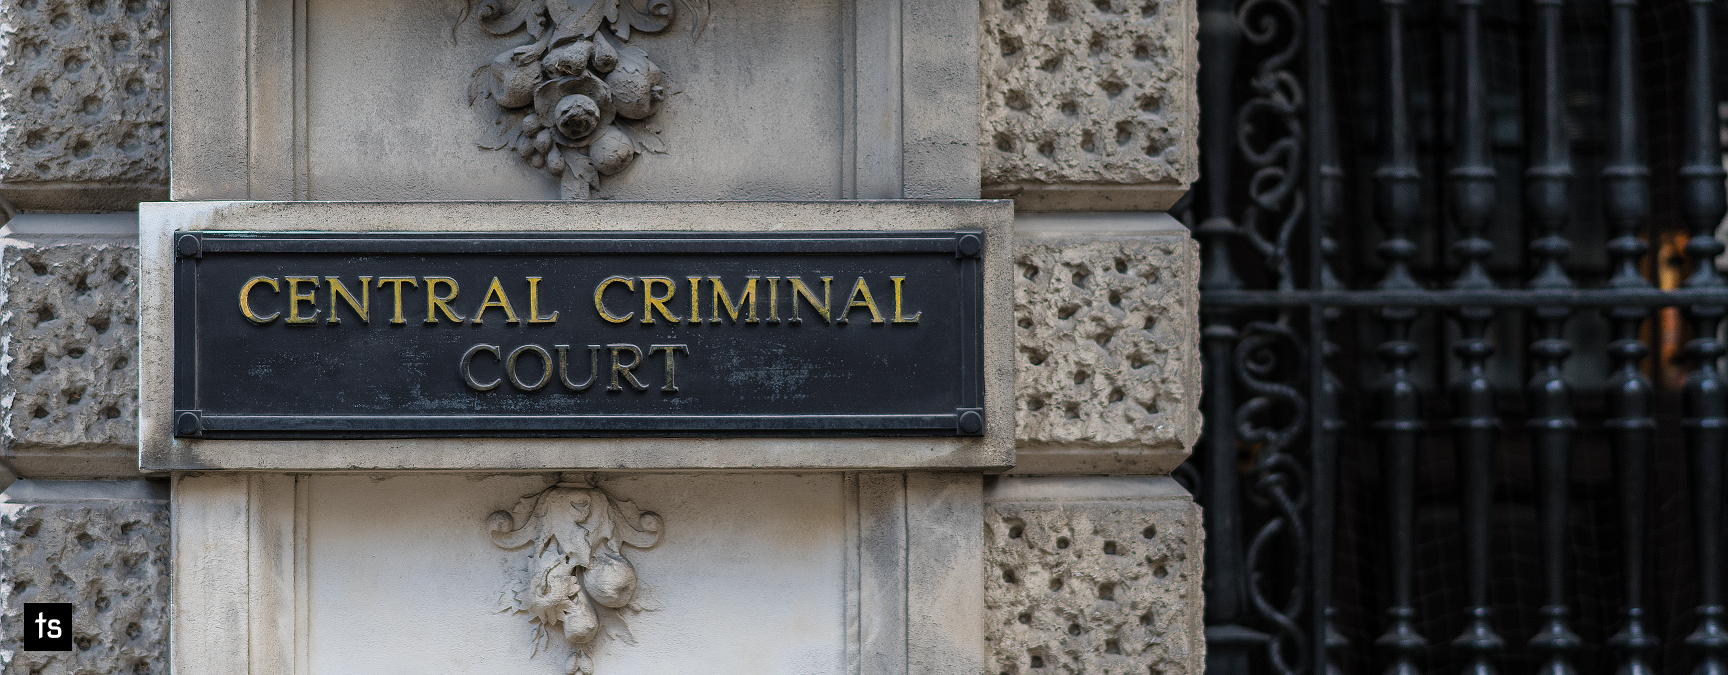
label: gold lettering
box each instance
[838,276,885,325]
[460,343,502,391]
[326,276,371,325]
[787,276,833,324]
[709,276,759,324]
[640,276,680,324]
[594,276,635,323]
[506,344,552,391]
[687,276,701,324]
[377,277,418,325]
[556,344,601,391]
[766,276,781,323]
[239,276,281,324]
[649,344,689,393]
[424,276,464,324]
[471,277,521,325]
[608,343,648,392]
[892,276,922,324]
[285,276,321,325]
[527,277,559,324]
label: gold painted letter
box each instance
[239,276,281,324]
[326,276,371,325]
[709,276,759,324]
[528,277,559,324]
[788,276,833,324]
[838,277,885,324]
[424,277,464,324]
[892,276,921,323]
[640,276,680,324]
[594,276,635,323]
[471,277,521,325]
[687,276,701,324]
[377,277,418,325]
[765,276,782,323]
[285,276,321,325]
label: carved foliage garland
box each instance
[462,0,707,198]
[489,476,665,675]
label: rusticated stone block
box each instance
[985,476,1203,675]
[980,0,1197,208]
[1,239,139,459]
[0,0,169,209]
[0,499,170,675]
[1014,234,1198,474]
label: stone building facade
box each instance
[0,0,1201,673]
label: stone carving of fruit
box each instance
[560,584,601,644]
[606,48,663,120]
[588,126,636,175]
[554,96,600,143]
[544,41,594,77]
[590,34,619,74]
[496,55,542,109]
[466,0,695,197]
[486,475,665,675]
[583,549,639,607]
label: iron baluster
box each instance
[1601,3,1657,675]
[1371,4,1424,675]
[1525,4,1582,675]
[1447,4,1503,675]
[1303,1,1345,675]
[1680,1,1728,674]
[1196,1,1269,673]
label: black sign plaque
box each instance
[172,231,985,438]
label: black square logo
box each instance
[22,603,72,651]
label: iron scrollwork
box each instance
[1234,319,1311,675]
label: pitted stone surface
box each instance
[0,500,170,675]
[985,492,1203,675]
[1014,235,1199,466]
[0,0,168,185]
[2,238,139,452]
[980,0,1197,188]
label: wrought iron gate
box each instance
[1180,2,1728,675]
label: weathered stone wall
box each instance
[0,492,170,675]
[1,235,140,477]
[0,0,169,210]
[984,476,1203,675]
[1013,230,1198,474]
[979,0,1197,209]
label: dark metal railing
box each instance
[1183,3,1728,675]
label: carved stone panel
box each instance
[1013,233,1199,474]
[980,0,1197,209]
[0,0,168,209]
[985,476,1203,675]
